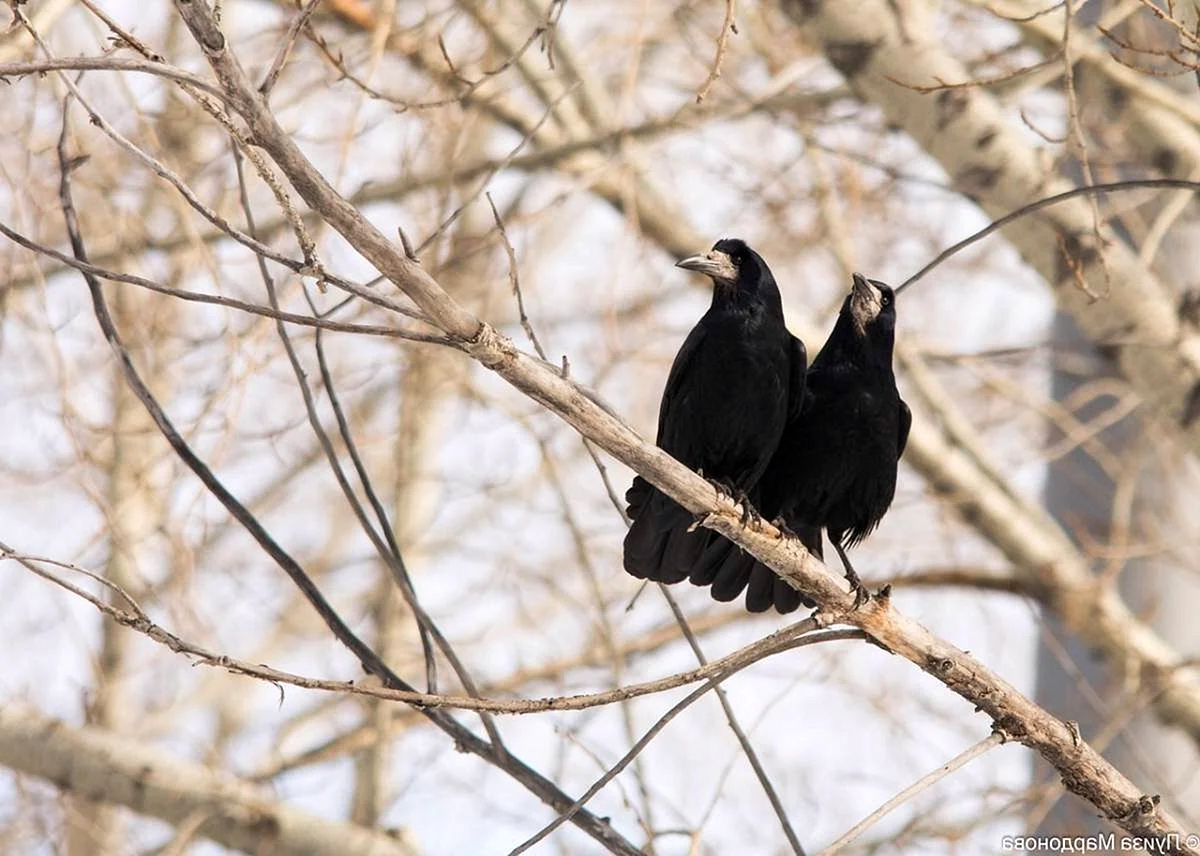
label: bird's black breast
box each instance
[657,309,793,489]
[768,366,903,545]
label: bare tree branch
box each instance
[818,733,1007,855]
[160,0,1200,847]
[782,0,1200,450]
[0,705,423,856]
[54,106,643,855]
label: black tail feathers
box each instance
[680,520,823,613]
[623,478,711,584]
[625,478,824,615]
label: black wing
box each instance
[625,323,713,585]
[655,324,705,450]
[897,398,912,458]
[787,334,808,420]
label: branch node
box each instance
[1114,793,1162,824]
[462,322,517,369]
[397,226,420,263]
[1065,718,1082,749]
[993,714,1027,742]
[811,606,838,629]
[297,263,329,293]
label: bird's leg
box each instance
[686,469,725,531]
[702,474,738,498]
[770,515,798,540]
[699,474,738,511]
[697,475,763,529]
[731,487,765,529]
[832,538,869,609]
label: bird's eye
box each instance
[881,294,892,306]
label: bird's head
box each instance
[847,272,896,337]
[676,238,774,297]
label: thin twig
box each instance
[10,545,870,715]
[0,57,227,98]
[532,430,661,841]
[0,546,144,614]
[506,628,863,854]
[75,0,164,59]
[487,192,548,361]
[301,281,504,713]
[1060,0,1108,299]
[304,3,546,111]
[0,220,445,342]
[896,179,1200,294]
[817,732,1007,855]
[661,588,808,856]
[696,0,737,103]
[414,83,578,256]
[884,53,1062,92]
[259,0,322,95]
[1138,170,1200,267]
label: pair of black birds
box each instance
[623,238,910,614]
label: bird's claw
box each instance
[845,567,870,610]
[703,475,737,502]
[700,477,764,529]
[731,487,762,529]
[770,516,797,540]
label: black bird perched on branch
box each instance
[697,272,910,613]
[623,239,807,592]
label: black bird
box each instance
[623,239,807,592]
[697,272,910,613]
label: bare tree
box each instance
[2,0,1200,853]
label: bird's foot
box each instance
[770,516,798,540]
[844,566,870,610]
[832,540,869,609]
[703,475,739,501]
[703,475,745,520]
[730,487,763,529]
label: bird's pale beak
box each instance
[677,250,738,283]
[849,271,884,330]
[852,272,891,296]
